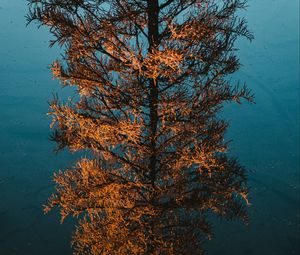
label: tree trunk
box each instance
[147,1,159,253]
[147,0,159,190]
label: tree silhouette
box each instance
[28,0,253,254]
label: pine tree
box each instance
[27,0,253,254]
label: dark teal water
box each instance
[0,0,299,254]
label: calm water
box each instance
[0,0,299,254]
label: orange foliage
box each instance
[28,0,253,254]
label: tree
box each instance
[27,0,253,254]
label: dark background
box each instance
[0,0,299,254]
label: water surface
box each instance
[0,0,299,254]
